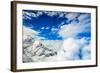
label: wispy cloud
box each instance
[51,27,58,32]
[65,13,79,21]
[78,14,90,22]
[44,11,58,16]
[23,12,32,20]
[23,11,43,20]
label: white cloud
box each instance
[58,22,90,39]
[62,37,91,60]
[23,26,39,40]
[45,27,49,29]
[58,13,64,17]
[41,26,50,30]
[30,12,38,17]
[44,11,58,16]
[64,13,90,26]
[58,12,67,18]
[58,23,80,38]
[80,18,90,25]
[51,28,58,32]
[23,11,43,19]
[44,11,66,18]
[30,11,43,17]
[23,12,31,16]
[23,26,38,36]
[23,15,32,20]
[60,22,65,25]
[37,11,43,16]
[62,38,81,60]
[41,37,91,61]
[82,44,91,59]
[23,12,32,20]
[65,13,79,21]
[42,40,63,51]
[41,27,45,30]
[39,37,91,61]
[23,26,46,40]
[78,14,90,22]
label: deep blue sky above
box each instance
[23,10,91,40]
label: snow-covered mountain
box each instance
[23,39,57,62]
[23,27,57,62]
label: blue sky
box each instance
[23,10,91,40]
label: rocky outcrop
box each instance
[23,36,57,63]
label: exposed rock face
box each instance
[23,36,57,63]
